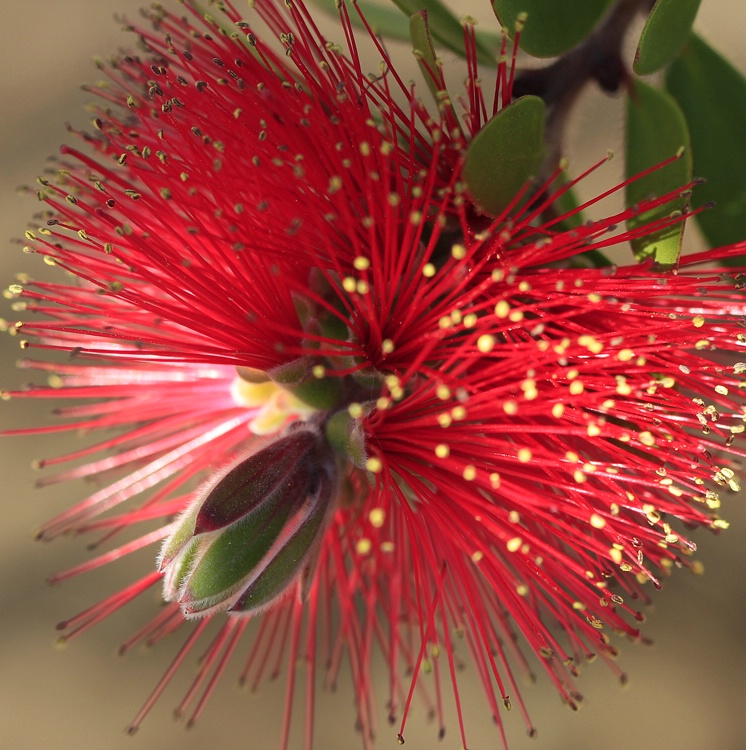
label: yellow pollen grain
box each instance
[587,423,601,437]
[522,385,538,401]
[353,256,370,271]
[492,269,505,283]
[518,281,531,292]
[342,276,356,293]
[590,514,606,529]
[471,550,484,563]
[437,413,452,427]
[451,405,466,421]
[566,451,580,463]
[489,472,501,488]
[376,396,391,410]
[587,293,602,303]
[715,385,729,396]
[365,457,382,473]
[356,538,372,555]
[508,310,524,322]
[516,584,528,597]
[573,469,586,483]
[312,365,325,379]
[422,263,436,278]
[463,313,478,328]
[494,300,510,318]
[369,508,385,528]
[435,444,450,459]
[609,548,623,565]
[506,537,522,553]
[552,403,565,418]
[451,244,466,260]
[518,448,532,463]
[569,380,584,395]
[463,465,476,481]
[639,431,655,446]
[356,280,369,295]
[436,384,451,400]
[381,339,394,354]
[477,334,496,353]
[348,402,363,419]
[692,316,705,328]
[503,400,519,415]
[617,349,634,362]
[381,541,395,553]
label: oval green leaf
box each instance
[665,33,746,251]
[306,0,415,43]
[634,0,702,75]
[492,0,612,58]
[409,9,446,105]
[625,79,692,267]
[392,0,498,65]
[463,95,545,217]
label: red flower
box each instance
[5,1,744,749]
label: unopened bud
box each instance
[158,427,336,617]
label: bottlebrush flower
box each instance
[3,1,745,749]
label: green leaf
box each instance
[665,33,746,250]
[305,0,419,44]
[409,9,445,106]
[463,95,545,217]
[392,0,498,64]
[625,79,692,267]
[306,0,503,63]
[634,0,702,75]
[492,0,612,58]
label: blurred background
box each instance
[1,1,745,749]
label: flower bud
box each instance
[158,427,336,618]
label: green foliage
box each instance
[463,96,545,217]
[634,0,702,75]
[666,33,746,250]
[491,0,612,57]
[391,0,499,63]
[625,80,692,267]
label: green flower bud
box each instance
[158,427,336,618]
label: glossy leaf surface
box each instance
[392,0,497,64]
[463,95,545,217]
[634,0,702,75]
[666,33,746,249]
[626,80,692,266]
[492,0,612,58]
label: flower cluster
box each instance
[4,1,745,748]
